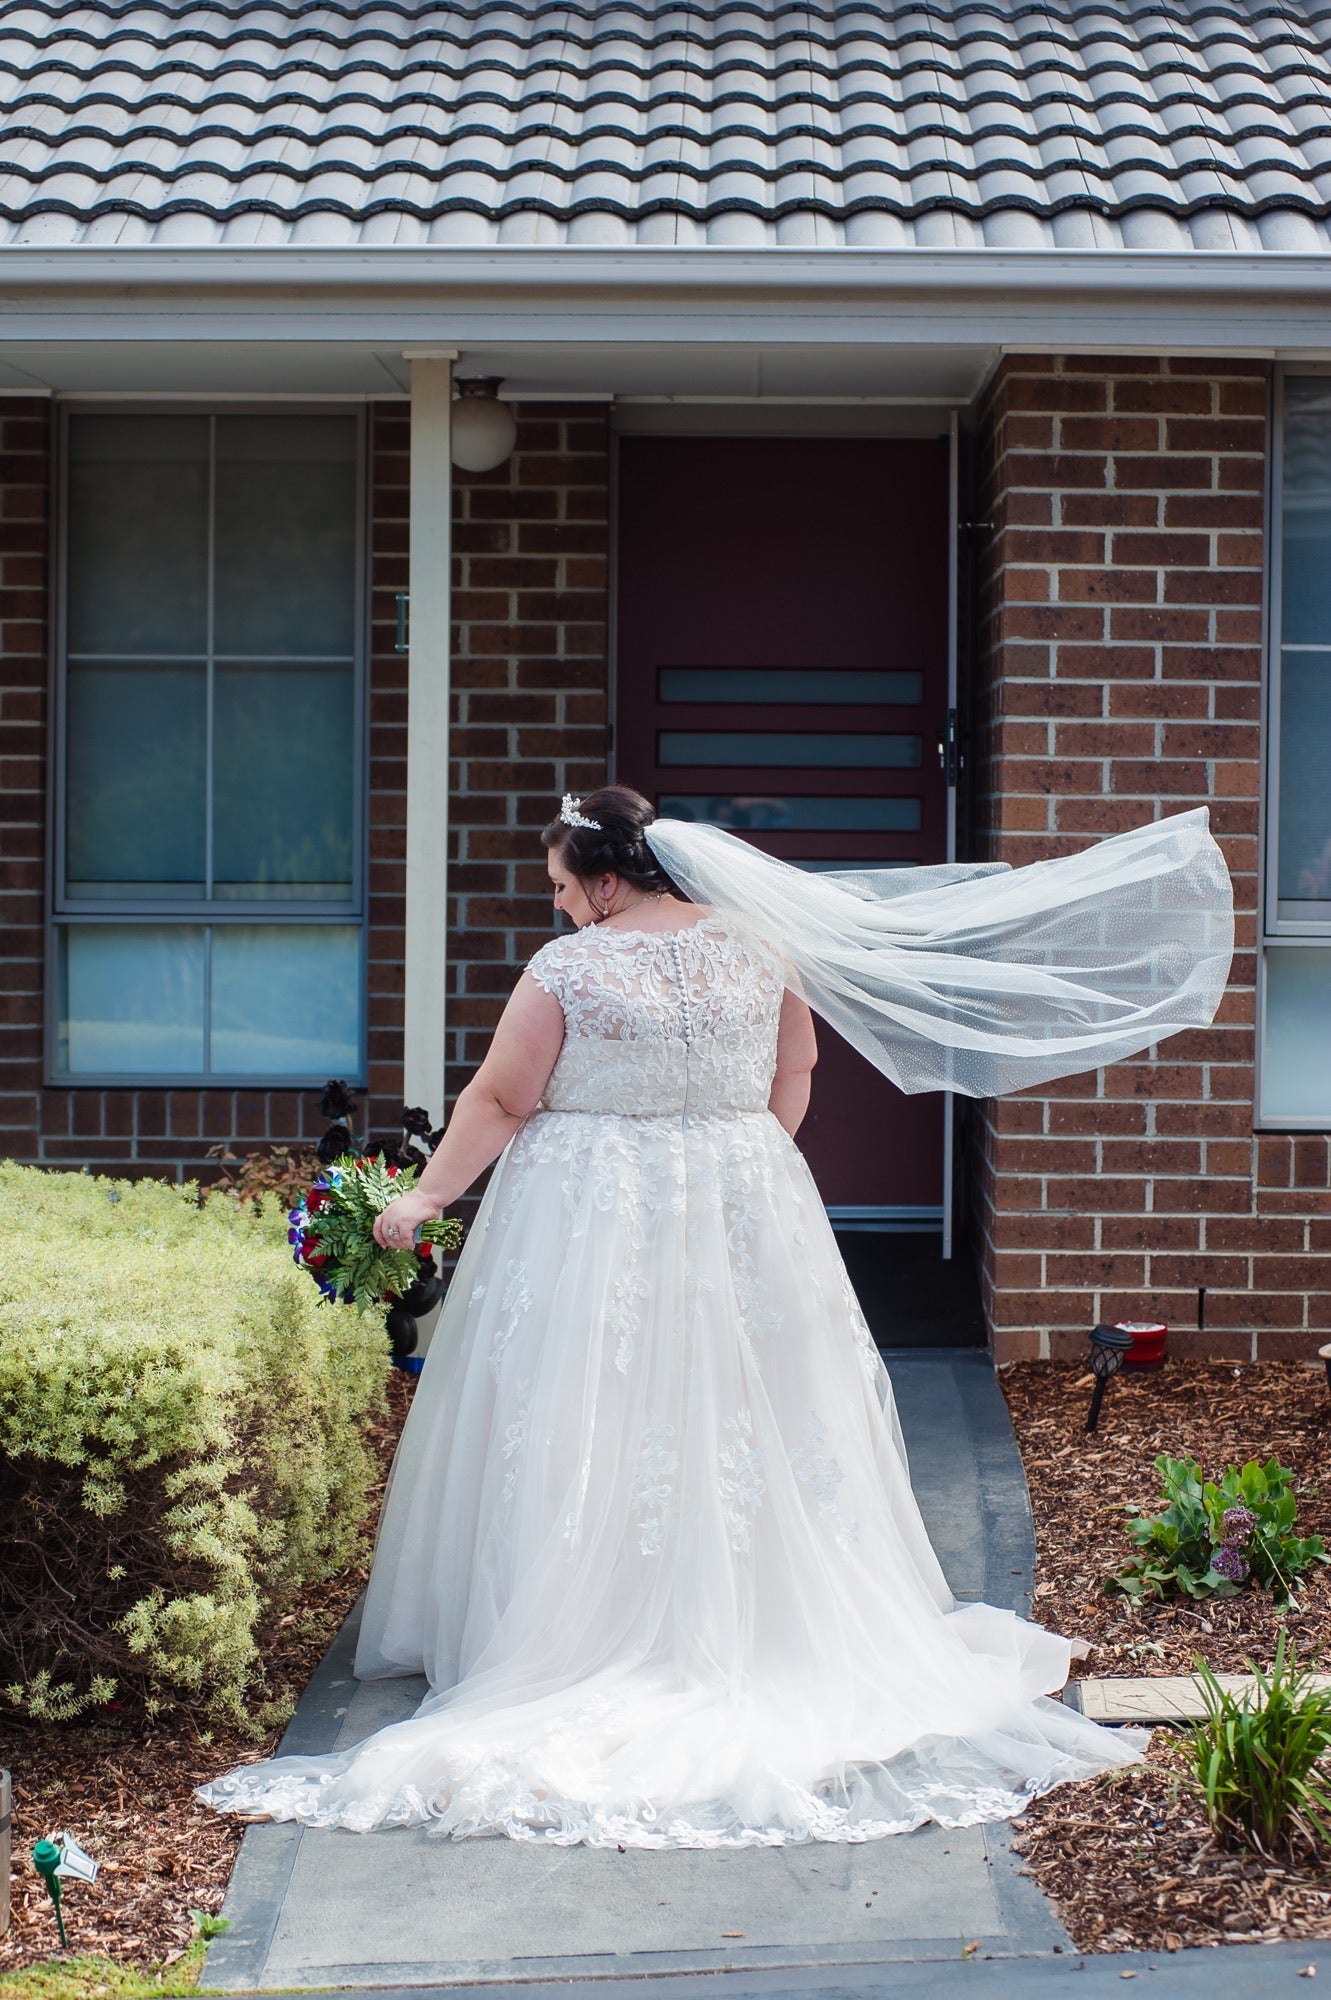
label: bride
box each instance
[199,783,1232,1845]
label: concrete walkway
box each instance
[203,1351,1076,1994]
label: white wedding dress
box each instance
[199,915,1141,1845]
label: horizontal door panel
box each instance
[660,792,924,833]
[659,667,926,705]
[659,731,922,768]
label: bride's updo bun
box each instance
[542,785,687,900]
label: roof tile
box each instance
[2,0,1331,249]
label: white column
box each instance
[403,351,456,1124]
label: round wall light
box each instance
[451,378,518,472]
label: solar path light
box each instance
[1085,1323,1134,1434]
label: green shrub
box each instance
[0,1162,388,1730]
[1184,1636,1331,1854]
[1106,1453,1327,1605]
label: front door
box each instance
[615,435,951,1223]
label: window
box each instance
[1261,373,1331,1124]
[52,411,365,1083]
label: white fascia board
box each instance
[2,245,1331,350]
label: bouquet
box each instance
[288,1153,463,1312]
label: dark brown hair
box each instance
[541,785,687,900]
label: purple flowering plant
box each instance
[1108,1454,1327,1606]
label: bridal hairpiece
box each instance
[560,794,602,831]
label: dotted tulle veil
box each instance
[643,808,1234,1096]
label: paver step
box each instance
[1070,1672,1331,1724]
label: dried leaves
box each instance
[1003,1359,1331,1952]
[0,1369,415,1976]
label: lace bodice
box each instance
[527,918,786,1119]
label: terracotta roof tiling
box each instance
[2,0,1331,249]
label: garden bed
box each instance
[0,1370,415,1976]
[1002,1358,1331,1952]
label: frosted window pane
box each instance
[659,732,922,768]
[659,668,924,705]
[210,926,360,1075]
[66,663,205,895]
[661,794,922,832]
[1277,649,1331,911]
[1263,948,1331,1122]
[62,926,204,1074]
[213,665,354,898]
[66,416,208,655]
[1282,377,1331,646]
[214,417,357,656]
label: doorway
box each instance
[614,434,983,1342]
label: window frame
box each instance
[1257,362,1331,1128]
[46,401,370,1090]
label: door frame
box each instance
[607,405,963,1255]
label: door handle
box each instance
[937,707,959,786]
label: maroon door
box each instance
[615,436,951,1213]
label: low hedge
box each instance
[0,1163,388,1730]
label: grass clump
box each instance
[0,1914,225,1999]
[1184,1634,1331,1855]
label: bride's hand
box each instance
[374,1191,439,1251]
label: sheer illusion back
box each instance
[198,912,1143,1845]
[531,917,785,1118]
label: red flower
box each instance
[307,1187,330,1212]
[386,1164,399,1178]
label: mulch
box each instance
[1001,1357,1331,1953]
[7,1355,1331,1970]
[0,1369,416,1976]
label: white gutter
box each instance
[2,245,1331,300]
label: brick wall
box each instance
[368,400,611,1156]
[446,404,611,1109]
[0,398,608,1183]
[0,399,48,1166]
[968,354,1325,1363]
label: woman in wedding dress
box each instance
[200,784,1233,1845]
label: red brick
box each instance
[1165,493,1263,529]
[1004,377,1108,413]
[1111,379,1213,415]
[1101,1216,1201,1250]
[1060,416,1161,453]
[1108,606,1211,643]
[1164,416,1265,454]
[1061,493,1161,528]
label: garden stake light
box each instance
[1086,1323,1134,1433]
[31,1831,99,1949]
[32,1838,66,1947]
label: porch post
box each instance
[403,351,457,1124]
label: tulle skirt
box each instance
[198,1106,1142,1844]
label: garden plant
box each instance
[1107,1453,1327,1606]
[0,1162,389,1731]
[1184,1635,1331,1855]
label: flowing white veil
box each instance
[644,808,1233,1098]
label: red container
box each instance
[1115,1319,1168,1371]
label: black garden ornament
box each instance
[1085,1323,1134,1435]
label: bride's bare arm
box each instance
[768,989,818,1138]
[372,974,565,1241]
